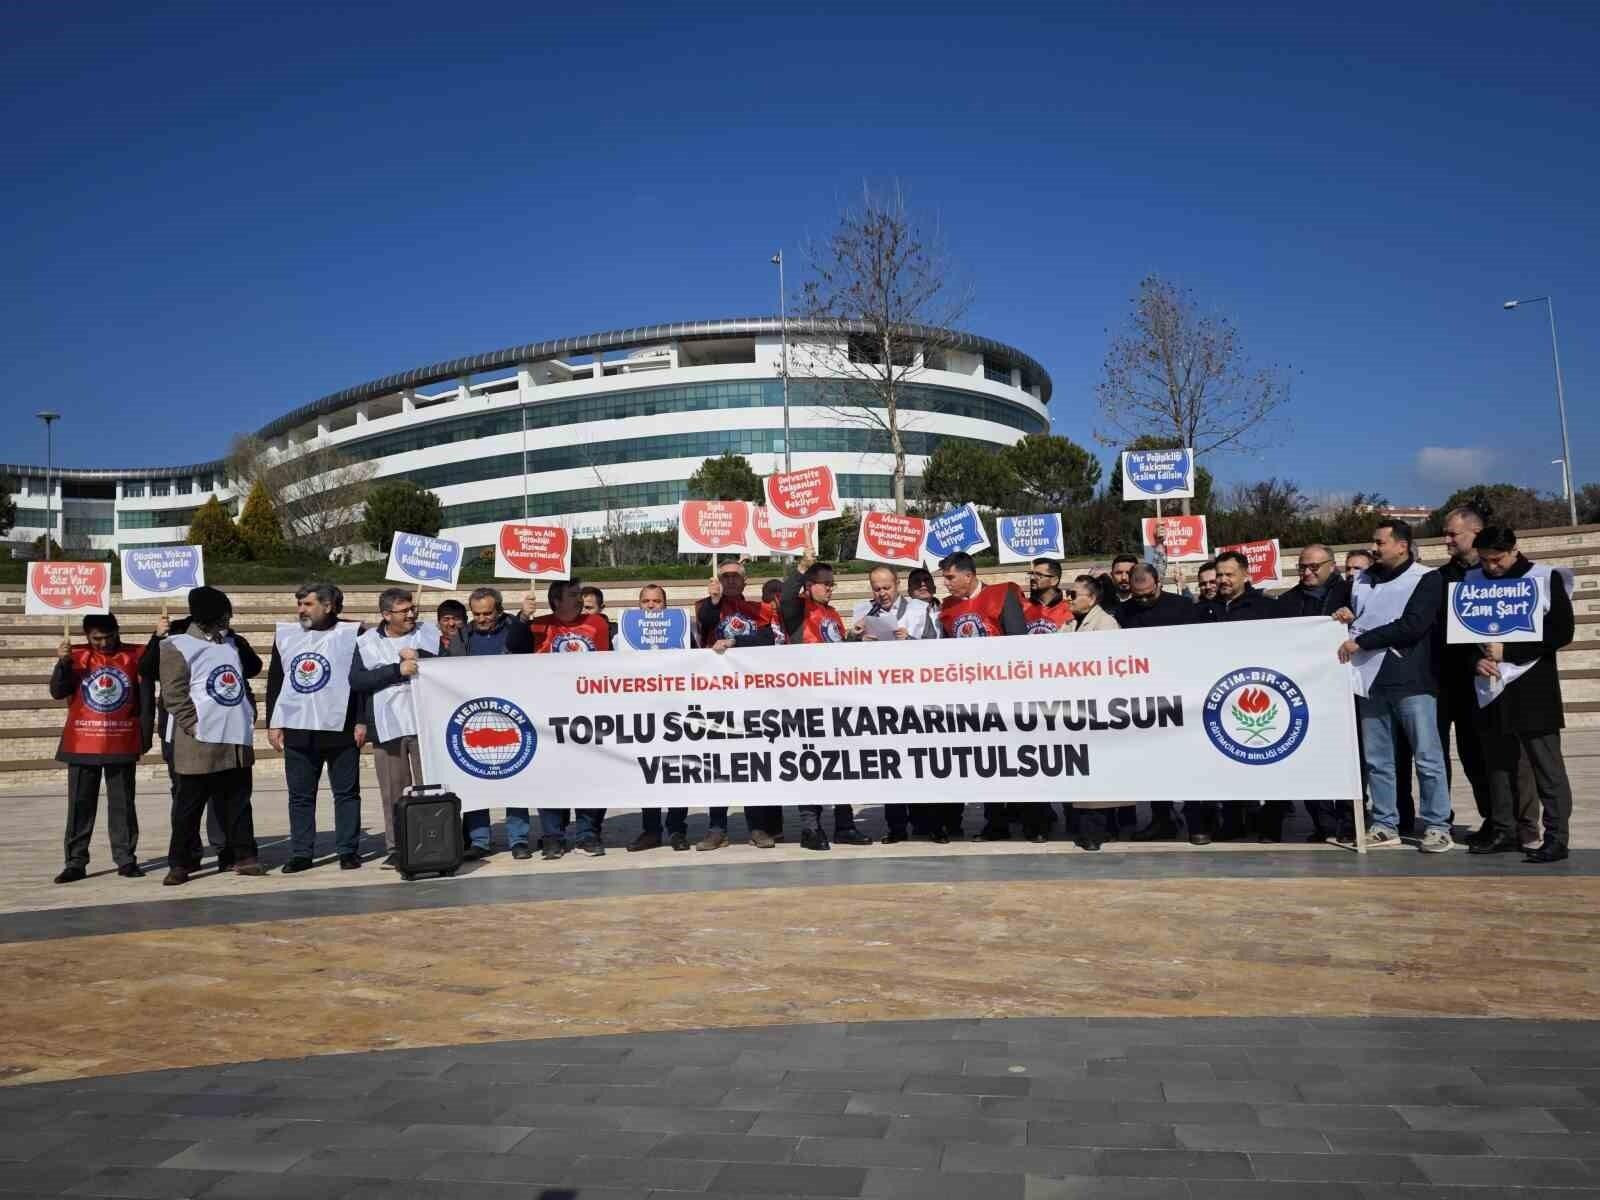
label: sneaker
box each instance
[117,862,146,878]
[1419,829,1455,854]
[511,844,533,860]
[53,865,86,884]
[695,829,729,851]
[833,828,872,846]
[462,845,491,862]
[281,857,314,874]
[750,830,777,849]
[540,841,566,861]
[1366,827,1403,849]
[800,828,831,851]
[576,836,605,857]
[627,832,662,853]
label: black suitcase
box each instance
[394,784,464,881]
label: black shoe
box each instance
[1026,832,1048,843]
[976,824,1010,841]
[1189,833,1212,846]
[541,841,566,861]
[1468,833,1520,855]
[931,831,950,844]
[1464,823,1494,847]
[627,832,662,853]
[1524,838,1569,864]
[339,854,361,870]
[281,857,314,874]
[800,829,831,851]
[215,850,236,871]
[833,828,872,846]
[511,844,533,860]
[1075,836,1102,852]
[669,832,691,851]
[117,862,145,878]
[462,845,491,861]
[882,829,908,844]
[576,836,605,857]
[1132,821,1179,842]
[382,853,400,869]
[1257,827,1283,844]
[54,865,86,884]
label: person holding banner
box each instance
[774,556,871,849]
[1466,527,1575,864]
[352,588,439,867]
[627,584,698,852]
[1335,519,1452,853]
[1108,564,1192,841]
[50,613,152,883]
[1059,577,1121,851]
[511,579,612,859]
[936,552,1040,841]
[1021,559,1072,634]
[267,583,366,873]
[159,586,266,885]
[452,587,530,859]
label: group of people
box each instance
[48,507,1576,885]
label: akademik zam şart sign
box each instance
[416,618,1360,810]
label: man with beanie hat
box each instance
[159,586,265,885]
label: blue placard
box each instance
[923,503,990,562]
[388,532,463,587]
[617,607,692,652]
[1450,576,1540,639]
[996,514,1064,563]
[121,546,203,598]
[1122,449,1194,500]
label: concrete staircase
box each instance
[3,524,1597,788]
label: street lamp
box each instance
[772,251,792,474]
[35,411,59,561]
[1553,459,1568,500]
[1504,297,1577,525]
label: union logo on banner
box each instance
[677,501,753,554]
[26,561,111,616]
[495,523,571,580]
[446,697,538,780]
[1203,667,1310,765]
[856,511,926,568]
[763,466,841,528]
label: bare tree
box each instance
[791,182,972,514]
[226,433,377,558]
[1095,276,1291,514]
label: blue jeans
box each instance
[284,742,362,859]
[1358,691,1450,834]
[463,807,531,850]
[538,808,605,842]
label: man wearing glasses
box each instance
[1022,558,1073,634]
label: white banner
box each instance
[416,617,1360,811]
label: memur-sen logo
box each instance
[719,614,755,638]
[288,651,332,693]
[951,613,989,638]
[446,697,537,779]
[1203,667,1309,765]
[81,666,131,713]
[206,664,245,706]
[1027,620,1057,635]
[548,631,597,653]
[818,617,843,643]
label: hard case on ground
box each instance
[394,784,464,881]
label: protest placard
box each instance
[762,466,841,528]
[26,561,111,616]
[1142,515,1209,563]
[615,607,693,652]
[386,532,464,588]
[120,546,205,601]
[923,503,990,566]
[494,523,571,580]
[1219,538,1281,585]
[1122,448,1196,501]
[856,511,926,567]
[748,506,810,556]
[996,514,1065,563]
[677,501,753,554]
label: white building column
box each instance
[355,403,370,425]
[401,388,417,415]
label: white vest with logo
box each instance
[270,622,358,731]
[168,633,255,746]
[1468,562,1555,707]
[355,622,441,743]
[1348,560,1432,697]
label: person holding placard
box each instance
[267,583,366,873]
[1436,508,1498,849]
[1466,527,1575,863]
[352,588,440,866]
[159,586,266,885]
[50,613,152,883]
[627,584,701,853]
[510,578,613,859]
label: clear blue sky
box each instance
[4,3,1595,506]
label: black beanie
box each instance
[188,586,231,626]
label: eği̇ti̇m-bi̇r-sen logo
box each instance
[1203,667,1310,764]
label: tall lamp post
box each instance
[772,251,792,474]
[35,411,59,561]
[1504,297,1578,526]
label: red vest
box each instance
[798,597,847,645]
[711,595,770,641]
[760,600,788,644]
[60,644,144,760]
[1022,595,1072,634]
[939,582,1022,638]
[530,613,612,653]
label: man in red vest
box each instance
[1021,557,1072,634]
[51,613,153,883]
[936,552,1043,840]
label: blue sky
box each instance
[3,3,1595,506]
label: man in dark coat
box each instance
[1466,526,1576,863]
[1115,563,1192,842]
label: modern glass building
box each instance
[2,317,1050,555]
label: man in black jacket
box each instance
[1115,563,1192,841]
[1436,506,1505,847]
[1466,527,1576,863]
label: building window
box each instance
[63,516,115,536]
[25,476,45,495]
[174,476,194,494]
[123,481,146,498]
[118,505,202,529]
[150,481,170,497]
[983,359,1013,385]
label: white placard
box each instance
[120,546,205,601]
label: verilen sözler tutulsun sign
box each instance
[997,514,1065,563]
[416,617,1360,810]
